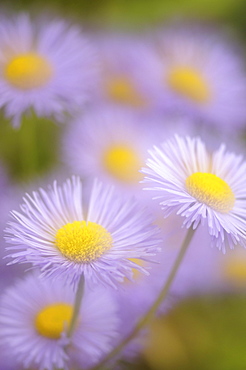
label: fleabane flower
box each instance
[94,34,156,109]
[142,135,246,252]
[150,27,246,128]
[63,107,162,192]
[0,273,119,370]
[5,177,160,287]
[0,13,97,127]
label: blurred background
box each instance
[1,1,246,369]
[1,0,246,32]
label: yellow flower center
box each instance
[103,145,143,183]
[55,221,113,263]
[185,172,235,213]
[35,303,73,339]
[167,67,210,103]
[4,52,53,90]
[105,76,146,107]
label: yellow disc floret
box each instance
[103,145,143,183]
[4,53,53,90]
[167,67,210,103]
[105,76,146,107]
[55,221,113,263]
[185,172,235,213]
[35,303,73,339]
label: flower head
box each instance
[0,273,118,370]
[142,135,246,252]
[5,177,160,287]
[62,107,162,192]
[149,27,246,128]
[94,34,153,109]
[0,13,97,127]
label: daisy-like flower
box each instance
[142,135,246,252]
[0,273,119,370]
[0,13,97,127]
[5,177,160,287]
[149,27,246,128]
[94,34,156,110]
[63,107,163,192]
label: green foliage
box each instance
[1,0,244,29]
[0,112,60,182]
[144,294,246,370]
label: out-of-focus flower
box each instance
[5,177,160,287]
[94,34,156,110]
[0,273,119,370]
[0,13,97,127]
[149,27,246,128]
[142,135,246,252]
[62,107,164,193]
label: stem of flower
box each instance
[90,226,196,370]
[67,273,85,338]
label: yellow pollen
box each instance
[185,172,235,213]
[103,145,143,183]
[105,76,146,107]
[55,221,113,263]
[4,53,53,90]
[167,66,210,103]
[35,303,73,339]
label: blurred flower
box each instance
[5,176,160,287]
[0,273,119,370]
[62,107,164,193]
[94,34,156,110]
[149,27,246,129]
[0,13,97,127]
[142,135,246,252]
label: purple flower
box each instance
[0,13,97,127]
[5,177,160,287]
[0,273,119,370]
[145,27,246,129]
[62,107,164,192]
[142,135,246,252]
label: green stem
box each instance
[67,273,85,338]
[90,227,196,370]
